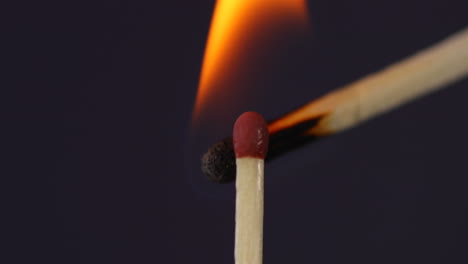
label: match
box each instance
[233,112,269,264]
[202,26,468,183]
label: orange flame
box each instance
[193,0,308,119]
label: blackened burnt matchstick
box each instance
[202,27,468,183]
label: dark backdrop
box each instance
[3,0,468,263]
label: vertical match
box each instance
[233,112,269,264]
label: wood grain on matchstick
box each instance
[235,158,264,264]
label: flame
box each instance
[193,0,308,119]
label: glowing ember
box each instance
[193,0,308,120]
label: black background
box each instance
[3,0,468,263]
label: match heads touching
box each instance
[201,112,269,183]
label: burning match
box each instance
[202,26,468,183]
[233,112,269,264]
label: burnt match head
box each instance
[202,112,269,183]
[201,138,236,184]
[202,114,323,183]
[233,111,269,159]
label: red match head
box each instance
[233,111,269,159]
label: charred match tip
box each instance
[233,111,269,159]
[201,138,236,184]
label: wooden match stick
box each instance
[269,26,468,136]
[233,112,269,264]
[202,26,468,183]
